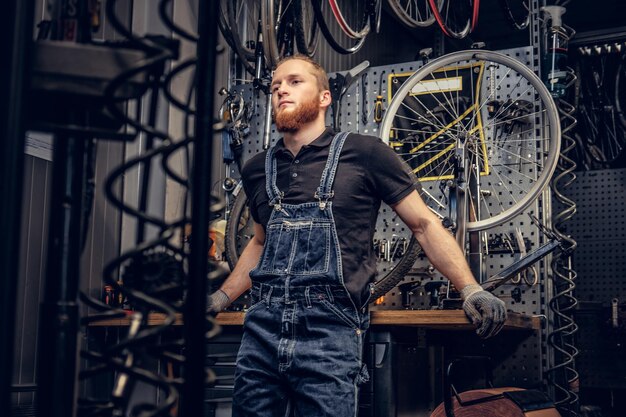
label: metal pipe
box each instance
[0,1,34,415]
[180,0,220,415]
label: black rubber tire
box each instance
[224,189,252,271]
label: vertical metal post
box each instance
[0,1,34,416]
[180,0,220,415]
[37,132,87,417]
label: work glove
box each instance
[461,284,507,338]
[207,289,231,313]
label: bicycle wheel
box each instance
[220,0,259,75]
[499,0,530,31]
[224,187,253,271]
[380,50,561,231]
[614,53,626,130]
[386,0,442,29]
[262,0,297,69]
[294,0,320,56]
[327,0,372,39]
[310,0,368,55]
[428,0,479,39]
[224,186,423,300]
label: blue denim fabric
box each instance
[232,132,370,417]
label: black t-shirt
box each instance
[241,128,419,307]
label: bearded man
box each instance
[208,55,507,417]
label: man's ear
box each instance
[319,90,331,109]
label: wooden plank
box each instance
[88,310,538,330]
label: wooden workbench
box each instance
[89,310,540,330]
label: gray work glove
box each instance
[461,284,507,338]
[207,289,231,313]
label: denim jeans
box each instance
[232,284,369,417]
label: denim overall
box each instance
[232,132,370,417]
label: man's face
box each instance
[270,59,326,132]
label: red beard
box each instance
[274,96,320,132]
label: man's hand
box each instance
[461,284,507,338]
[207,289,231,313]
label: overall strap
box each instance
[315,131,350,210]
[264,146,284,209]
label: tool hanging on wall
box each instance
[329,60,370,130]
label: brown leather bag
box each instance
[431,387,561,417]
[431,357,561,417]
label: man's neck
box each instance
[282,119,327,156]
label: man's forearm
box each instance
[415,218,478,291]
[219,235,263,302]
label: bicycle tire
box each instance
[327,0,371,39]
[380,50,561,231]
[224,186,423,301]
[371,235,422,300]
[294,0,320,56]
[220,0,256,75]
[386,0,441,29]
[428,0,479,39]
[310,0,367,55]
[262,0,296,69]
[615,53,626,130]
[498,0,530,31]
[224,187,253,271]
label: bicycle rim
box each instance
[327,0,371,39]
[262,0,297,69]
[386,0,442,29]
[223,0,260,63]
[294,0,319,56]
[380,50,561,231]
[615,54,626,130]
[499,0,530,31]
[310,0,367,55]
[428,0,477,39]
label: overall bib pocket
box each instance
[257,218,332,276]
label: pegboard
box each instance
[225,45,549,388]
[365,46,548,319]
[555,168,626,303]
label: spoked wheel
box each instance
[499,0,530,31]
[262,0,298,69]
[294,0,319,56]
[220,0,260,75]
[428,0,480,39]
[380,50,561,232]
[224,187,423,300]
[387,0,442,29]
[310,0,368,55]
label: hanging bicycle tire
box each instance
[219,0,258,75]
[294,0,320,56]
[310,0,368,55]
[386,0,442,29]
[380,50,561,231]
[224,186,423,300]
[262,0,298,69]
[499,0,530,31]
[428,0,479,39]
